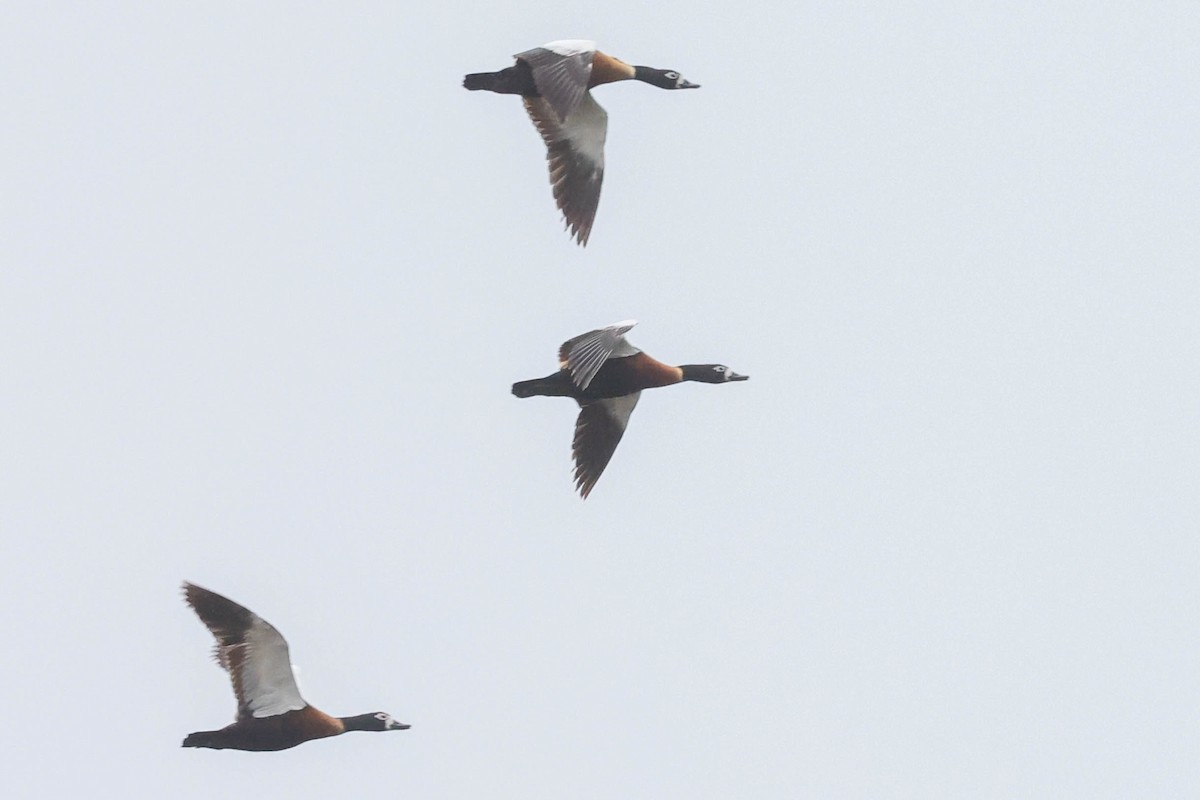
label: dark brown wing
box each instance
[524,94,607,246]
[572,393,641,498]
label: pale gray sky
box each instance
[2,2,1197,797]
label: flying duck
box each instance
[512,320,748,498]
[181,582,410,751]
[464,40,700,246]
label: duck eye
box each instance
[665,71,679,80]
[375,713,389,721]
[714,366,726,372]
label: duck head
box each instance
[342,712,412,732]
[680,364,749,383]
[634,67,701,89]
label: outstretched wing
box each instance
[524,93,608,246]
[557,320,640,391]
[515,40,595,123]
[572,393,641,498]
[183,582,307,720]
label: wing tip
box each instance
[181,580,202,607]
[572,460,599,499]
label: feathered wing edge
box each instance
[523,95,608,246]
[571,393,641,498]
[182,582,307,720]
[557,321,639,389]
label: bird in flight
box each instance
[513,320,747,497]
[180,582,410,751]
[465,40,699,245]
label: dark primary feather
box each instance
[183,582,259,715]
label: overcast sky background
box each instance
[2,2,1197,797]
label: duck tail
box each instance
[512,374,572,398]
[463,65,536,94]
[463,71,500,91]
[511,378,546,398]
[182,730,220,749]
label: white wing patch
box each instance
[562,93,608,169]
[523,92,609,245]
[236,617,307,718]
